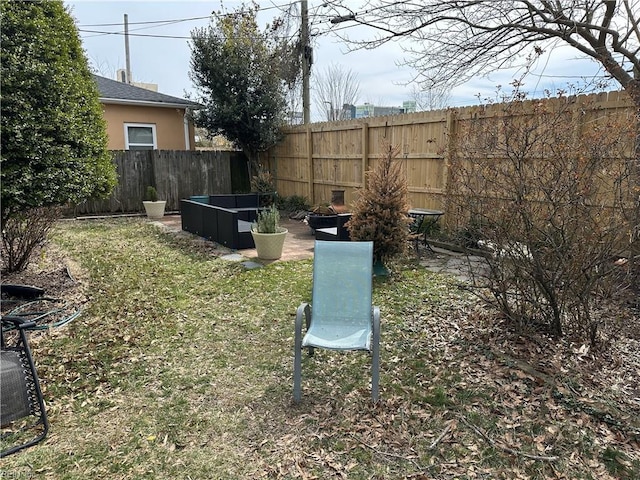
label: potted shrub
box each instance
[251,206,288,260]
[251,167,277,207]
[142,186,166,220]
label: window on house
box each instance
[124,123,157,150]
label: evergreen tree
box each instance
[1,0,116,271]
[189,3,301,175]
[1,0,116,226]
[347,145,412,265]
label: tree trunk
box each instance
[627,74,640,264]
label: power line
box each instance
[77,1,298,28]
[77,16,210,27]
[75,2,366,42]
[78,28,301,42]
[79,29,191,39]
[77,1,303,40]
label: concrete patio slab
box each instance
[154,213,487,280]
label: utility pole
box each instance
[124,14,131,84]
[301,1,311,124]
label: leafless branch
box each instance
[312,63,360,121]
[323,1,640,105]
[459,415,560,462]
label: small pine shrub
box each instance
[145,186,158,202]
[347,144,412,263]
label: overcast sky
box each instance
[66,0,609,121]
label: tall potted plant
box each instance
[251,206,288,260]
[142,186,166,220]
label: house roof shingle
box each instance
[93,74,199,108]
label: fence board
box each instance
[74,150,235,215]
[266,90,636,219]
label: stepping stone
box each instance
[220,253,245,262]
[241,261,263,270]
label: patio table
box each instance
[408,208,444,255]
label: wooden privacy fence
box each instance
[264,108,452,211]
[263,90,636,229]
[74,150,243,215]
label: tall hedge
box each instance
[0,0,116,226]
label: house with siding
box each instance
[93,75,199,151]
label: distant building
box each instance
[341,104,356,120]
[403,101,417,113]
[116,69,158,92]
[353,102,405,118]
[332,102,414,120]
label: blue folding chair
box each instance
[294,241,380,403]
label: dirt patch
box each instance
[1,242,88,320]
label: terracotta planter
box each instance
[251,228,288,260]
[143,201,166,220]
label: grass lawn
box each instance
[1,218,638,479]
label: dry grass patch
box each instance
[0,218,637,479]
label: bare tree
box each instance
[285,83,304,125]
[313,63,361,121]
[325,0,639,279]
[447,90,635,346]
[409,83,451,111]
[324,1,639,107]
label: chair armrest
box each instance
[295,303,311,334]
[295,303,313,355]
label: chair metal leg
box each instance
[293,303,310,403]
[371,307,381,403]
[1,319,49,458]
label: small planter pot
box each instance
[251,228,288,260]
[143,201,166,220]
[373,258,390,277]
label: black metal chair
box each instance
[1,309,49,457]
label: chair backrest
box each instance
[312,241,373,326]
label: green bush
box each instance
[252,206,281,234]
[277,195,310,212]
[145,186,159,202]
[1,0,117,272]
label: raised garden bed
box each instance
[306,214,338,231]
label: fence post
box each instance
[443,109,457,227]
[362,122,369,189]
[306,126,314,203]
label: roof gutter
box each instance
[99,97,198,109]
